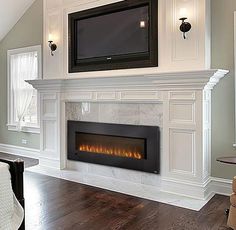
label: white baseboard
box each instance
[0,143,39,159]
[161,177,212,200]
[209,177,232,196]
[39,156,61,169]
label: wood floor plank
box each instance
[23,171,231,230]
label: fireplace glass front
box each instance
[76,132,146,160]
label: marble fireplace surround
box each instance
[27,69,229,210]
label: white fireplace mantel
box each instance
[27,69,228,204]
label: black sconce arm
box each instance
[48,41,57,56]
[179,17,192,39]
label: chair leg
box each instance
[225,208,230,216]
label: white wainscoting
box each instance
[0,143,39,159]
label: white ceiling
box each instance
[0,0,36,41]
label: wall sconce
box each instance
[48,34,57,56]
[179,8,191,39]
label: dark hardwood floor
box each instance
[0,152,231,229]
[24,171,231,230]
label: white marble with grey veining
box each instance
[66,102,163,127]
[63,102,176,206]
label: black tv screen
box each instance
[76,6,149,60]
[69,0,158,72]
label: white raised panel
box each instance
[44,9,63,79]
[64,90,163,102]
[170,102,195,123]
[169,91,195,100]
[43,120,56,152]
[120,91,161,101]
[96,92,117,101]
[65,91,94,101]
[170,129,195,175]
[48,12,60,41]
[43,100,57,117]
[172,0,198,61]
[163,0,210,71]
[42,93,57,100]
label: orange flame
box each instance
[79,144,142,159]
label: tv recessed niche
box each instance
[68,0,158,72]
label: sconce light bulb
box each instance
[179,8,187,18]
[48,33,53,42]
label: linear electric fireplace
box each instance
[67,121,160,174]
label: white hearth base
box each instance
[26,165,213,211]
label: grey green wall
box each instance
[0,0,42,149]
[211,0,236,179]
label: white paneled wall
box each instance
[40,93,61,168]
[43,0,211,79]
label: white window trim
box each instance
[7,45,42,134]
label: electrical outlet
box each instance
[82,102,90,115]
[22,139,27,145]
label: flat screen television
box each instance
[68,0,158,72]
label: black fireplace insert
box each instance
[67,121,160,174]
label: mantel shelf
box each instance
[27,69,228,92]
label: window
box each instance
[7,45,41,133]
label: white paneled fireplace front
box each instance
[27,69,228,208]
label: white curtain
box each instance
[11,51,38,130]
